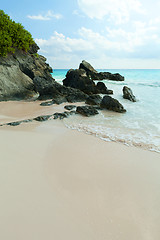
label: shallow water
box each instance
[52,69,160,153]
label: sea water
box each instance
[52,69,160,153]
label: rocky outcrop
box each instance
[76,106,99,117]
[63,61,124,95]
[123,86,136,102]
[63,68,97,95]
[79,60,124,81]
[0,47,91,103]
[100,95,126,113]
[0,43,53,101]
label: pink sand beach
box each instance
[0,101,160,240]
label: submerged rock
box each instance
[76,106,99,117]
[100,95,126,113]
[123,86,136,102]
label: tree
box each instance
[0,10,34,56]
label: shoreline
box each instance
[0,107,160,239]
[0,101,160,239]
[0,100,159,154]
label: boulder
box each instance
[79,60,124,81]
[79,60,97,74]
[76,106,99,117]
[96,82,113,94]
[123,86,136,102]
[100,96,126,113]
[85,94,102,105]
[63,68,97,94]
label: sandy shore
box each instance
[0,101,160,240]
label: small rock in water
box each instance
[123,86,136,102]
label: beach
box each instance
[0,101,160,240]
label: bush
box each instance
[0,10,34,56]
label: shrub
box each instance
[0,10,34,56]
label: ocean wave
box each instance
[64,122,160,153]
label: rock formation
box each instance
[123,86,136,102]
[63,68,97,94]
[63,61,115,95]
[0,43,53,100]
[100,96,126,113]
[0,44,90,103]
[79,60,124,81]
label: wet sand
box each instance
[0,101,160,240]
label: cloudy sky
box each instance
[1,0,160,68]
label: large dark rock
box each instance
[96,82,113,94]
[123,86,136,102]
[76,106,99,117]
[79,60,124,81]
[65,88,88,103]
[63,68,96,94]
[79,60,97,74]
[100,96,126,113]
[98,72,124,81]
[85,94,102,105]
[33,75,88,102]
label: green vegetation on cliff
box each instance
[0,10,34,56]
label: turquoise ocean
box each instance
[52,69,160,153]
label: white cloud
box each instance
[27,10,62,21]
[78,0,144,24]
[35,21,160,69]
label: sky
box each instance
[1,0,160,69]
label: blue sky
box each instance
[1,0,160,68]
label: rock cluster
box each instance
[0,45,137,119]
[79,60,124,81]
[63,61,117,95]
